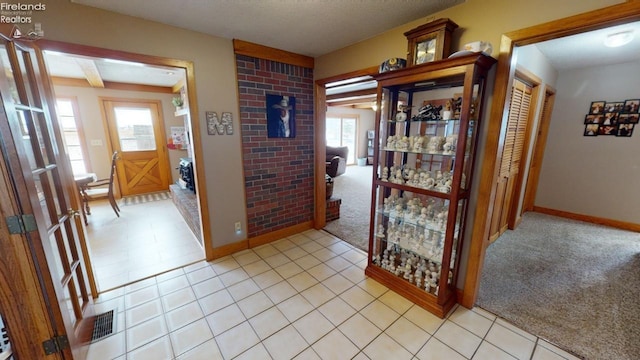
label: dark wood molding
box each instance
[233,39,314,68]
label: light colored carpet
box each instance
[323,165,373,251]
[477,212,640,360]
[122,191,171,206]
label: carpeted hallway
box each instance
[477,212,640,360]
[323,165,373,251]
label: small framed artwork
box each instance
[584,124,599,136]
[618,114,630,123]
[589,101,605,114]
[267,94,295,138]
[628,113,639,124]
[605,102,624,113]
[598,125,617,135]
[623,99,640,113]
[602,112,618,125]
[367,130,375,139]
[616,123,634,137]
[584,114,603,124]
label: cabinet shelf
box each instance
[366,53,496,318]
[388,118,461,124]
[382,148,456,157]
[374,179,451,199]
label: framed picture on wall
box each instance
[584,124,599,136]
[267,94,296,138]
[602,112,618,125]
[628,114,639,124]
[623,99,640,113]
[616,123,634,137]
[598,125,617,135]
[589,101,605,114]
[605,102,624,113]
[584,114,603,124]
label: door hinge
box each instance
[5,214,37,234]
[42,335,69,355]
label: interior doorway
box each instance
[39,40,210,292]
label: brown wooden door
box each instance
[0,39,94,358]
[101,98,170,196]
[489,78,532,242]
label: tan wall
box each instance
[54,86,184,185]
[43,2,247,246]
[314,0,623,79]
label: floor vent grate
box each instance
[91,309,116,343]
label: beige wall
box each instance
[44,2,247,246]
[54,85,185,185]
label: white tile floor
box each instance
[87,229,581,360]
[86,198,204,291]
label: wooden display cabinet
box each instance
[366,53,496,318]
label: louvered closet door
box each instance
[489,78,532,242]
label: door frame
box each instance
[462,1,640,308]
[521,88,556,214]
[37,39,215,260]
[314,66,378,229]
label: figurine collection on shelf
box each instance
[378,194,455,246]
[371,245,454,296]
[381,165,466,193]
[384,133,459,155]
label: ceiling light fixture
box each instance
[604,30,634,48]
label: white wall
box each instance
[536,61,640,223]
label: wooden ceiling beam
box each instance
[326,88,376,101]
[74,58,105,88]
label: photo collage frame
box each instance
[584,99,639,137]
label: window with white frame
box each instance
[56,98,89,175]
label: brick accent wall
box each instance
[236,55,314,238]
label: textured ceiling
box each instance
[71,0,465,58]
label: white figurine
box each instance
[386,135,396,149]
[381,167,389,182]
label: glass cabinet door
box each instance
[367,55,495,314]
